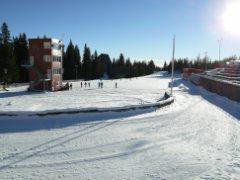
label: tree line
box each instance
[0,22,157,83]
[162,55,240,73]
[0,22,29,83]
[1,21,239,83]
[63,41,156,80]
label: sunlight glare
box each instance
[222,0,240,36]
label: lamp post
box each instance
[170,35,175,96]
[218,38,223,61]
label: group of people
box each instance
[98,82,104,88]
[81,82,90,88]
[65,82,73,90]
[67,81,118,90]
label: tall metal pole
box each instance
[218,38,223,61]
[171,35,175,96]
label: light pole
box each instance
[171,35,175,96]
[218,38,223,61]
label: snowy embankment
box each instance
[1,72,240,179]
[0,74,172,116]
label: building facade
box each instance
[28,38,64,91]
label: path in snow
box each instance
[0,73,240,179]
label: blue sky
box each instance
[0,0,239,66]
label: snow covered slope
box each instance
[0,73,240,179]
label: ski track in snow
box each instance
[0,73,240,179]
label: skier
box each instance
[81,82,83,88]
[115,82,118,88]
[70,83,73,90]
[66,82,70,90]
[101,82,103,88]
[88,82,90,88]
[84,82,87,87]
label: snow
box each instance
[0,74,169,115]
[0,72,240,179]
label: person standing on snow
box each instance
[81,82,83,88]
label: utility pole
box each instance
[218,38,223,61]
[171,35,175,96]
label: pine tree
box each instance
[74,45,81,79]
[82,44,92,80]
[63,40,75,80]
[91,50,98,79]
[117,53,125,67]
[147,60,155,74]
[163,61,167,71]
[1,22,11,44]
[98,54,112,79]
[0,22,18,82]
[13,33,29,82]
[125,58,132,67]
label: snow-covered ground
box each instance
[0,74,168,114]
[1,73,240,179]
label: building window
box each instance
[52,56,62,62]
[52,43,62,51]
[44,55,51,62]
[29,56,34,65]
[43,42,51,49]
[47,69,52,79]
[52,68,62,75]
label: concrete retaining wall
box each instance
[190,73,240,102]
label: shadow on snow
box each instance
[0,90,44,99]
[0,108,156,134]
[173,78,240,120]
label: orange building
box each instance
[25,38,64,91]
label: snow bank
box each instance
[0,96,174,116]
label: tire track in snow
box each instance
[4,144,154,169]
[0,119,120,171]
[1,121,103,161]
[0,96,201,171]
[2,133,197,170]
